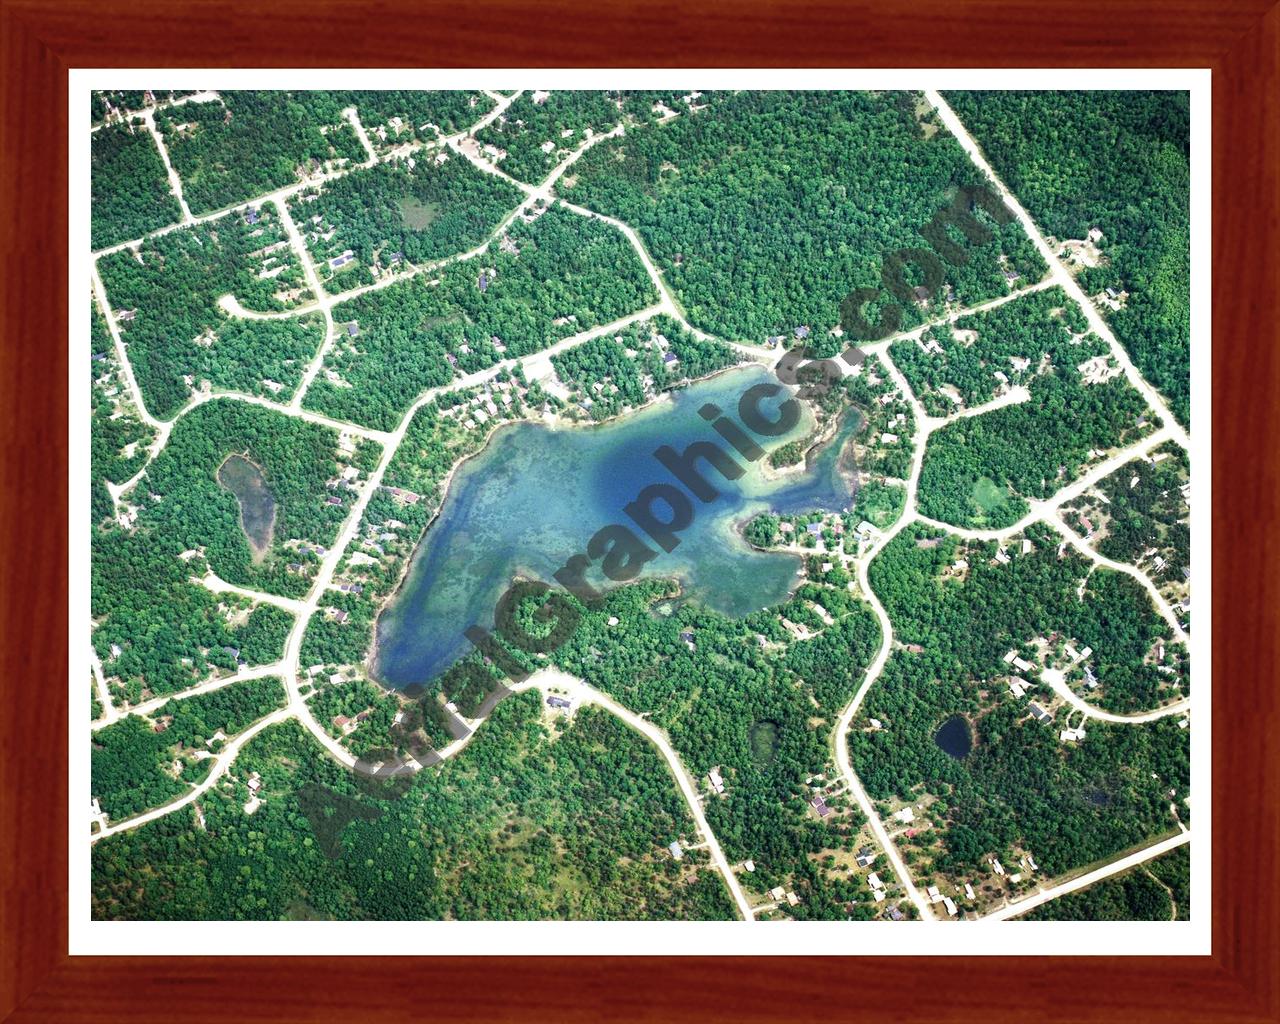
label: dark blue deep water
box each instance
[934,715,973,759]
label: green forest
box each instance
[91,121,183,248]
[1062,443,1190,592]
[92,401,353,700]
[545,579,885,918]
[1021,845,1189,920]
[475,91,623,183]
[155,92,363,215]
[93,696,736,920]
[911,290,1153,530]
[563,90,1046,342]
[92,676,285,821]
[91,307,155,524]
[304,205,656,430]
[317,90,493,149]
[550,315,739,421]
[97,206,323,418]
[848,521,1187,885]
[944,91,1191,425]
[289,154,524,287]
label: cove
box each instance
[217,454,275,561]
[375,366,861,688]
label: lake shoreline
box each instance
[366,359,761,689]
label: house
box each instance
[887,905,904,920]
[810,795,831,817]
[867,872,884,890]
[1028,703,1053,723]
[329,673,343,686]
[1009,678,1027,699]
[709,768,725,794]
[546,695,572,710]
[794,325,810,340]
[668,841,683,861]
[894,807,914,824]
[770,886,786,901]
[1087,227,1103,243]
[912,285,931,304]
[964,883,976,901]
[1012,656,1034,673]
[991,858,1005,876]
[332,610,349,624]
[743,859,755,873]
[873,889,887,903]
[329,250,354,269]
[326,496,343,506]
[926,885,941,902]
[786,891,800,907]
[246,773,262,794]
[943,896,957,916]
[805,522,824,536]
[662,352,679,366]
[855,847,876,868]
[606,616,619,626]
[347,321,359,337]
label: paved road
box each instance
[926,90,1189,451]
[93,661,288,729]
[91,706,295,842]
[139,109,194,223]
[89,92,1197,927]
[980,831,1191,921]
[512,669,755,921]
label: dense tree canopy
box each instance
[91,121,183,248]
[944,91,1190,425]
[98,207,323,417]
[93,699,737,920]
[564,90,1046,341]
[304,205,656,430]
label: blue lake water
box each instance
[375,366,860,688]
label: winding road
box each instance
[89,89,1194,923]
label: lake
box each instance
[375,366,861,688]
[934,714,973,760]
[217,454,275,561]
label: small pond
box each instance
[217,454,276,561]
[933,714,973,760]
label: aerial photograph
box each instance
[87,86,1193,926]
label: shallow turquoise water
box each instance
[376,366,859,688]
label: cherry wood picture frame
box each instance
[2,1,1276,1020]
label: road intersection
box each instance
[90,92,1193,923]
